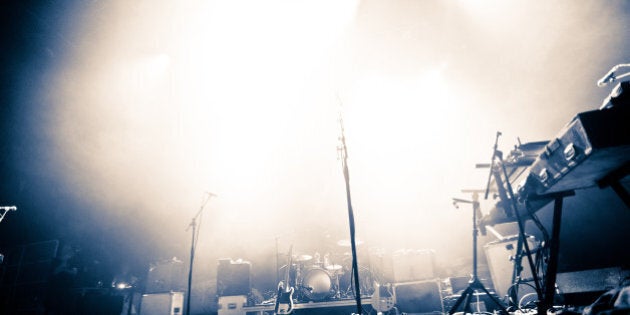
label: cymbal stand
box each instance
[449,193,508,315]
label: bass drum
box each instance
[300,267,334,301]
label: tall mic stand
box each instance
[185,193,215,315]
[338,112,363,315]
[449,192,508,314]
[0,206,17,265]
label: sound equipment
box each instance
[77,290,125,315]
[480,104,630,228]
[217,259,252,297]
[145,259,186,294]
[140,291,184,315]
[556,267,630,305]
[484,235,538,300]
[391,249,436,282]
[0,240,59,313]
[443,292,505,313]
[392,280,443,314]
[218,295,247,315]
[526,104,630,196]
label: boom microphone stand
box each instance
[185,192,216,315]
[449,192,507,314]
[338,111,363,315]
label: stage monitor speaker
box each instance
[140,292,184,315]
[484,235,538,299]
[556,267,630,305]
[393,280,443,314]
[217,259,251,296]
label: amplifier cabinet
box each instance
[392,280,443,314]
[217,259,252,296]
[145,260,186,294]
[140,291,184,315]
[218,295,247,315]
[391,249,436,282]
[484,235,538,299]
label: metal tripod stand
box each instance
[449,192,507,314]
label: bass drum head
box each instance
[301,268,333,301]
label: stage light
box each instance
[114,282,131,290]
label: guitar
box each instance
[275,245,294,315]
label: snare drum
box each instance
[300,267,335,301]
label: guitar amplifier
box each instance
[391,249,436,282]
[218,295,247,315]
[217,259,252,296]
[140,292,184,315]
[145,260,186,293]
[525,105,630,196]
[484,235,539,299]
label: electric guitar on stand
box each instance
[275,245,294,315]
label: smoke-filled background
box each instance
[1,0,630,312]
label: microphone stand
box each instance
[338,113,362,315]
[484,132,501,200]
[482,132,542,308]
[0,205,17,223]
[0,206,17,265]
[185,193,215,315]
[496,154,544,306]
[448,193,507,314]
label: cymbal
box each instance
[278,263,295,270]
[337,239,363,247]
[295,254,313,262]
[325,264,343,271]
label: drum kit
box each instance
[278,239,373,303]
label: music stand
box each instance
[449,192,507,314]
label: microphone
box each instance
[597,69,616,87]
[0,206,17,211]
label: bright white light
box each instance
[115,282,130,290]
[51,0,361,245]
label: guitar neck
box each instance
[283,245,293,291]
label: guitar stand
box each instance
[449,193,508,315]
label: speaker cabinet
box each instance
[145,260,186,294]
[140,292,184,315]
[393,280,443,314]
[556,267,630,305]
[484,235,538,299]
[218,295,247,315]
[391,249,436,282]
[217,259,251,296]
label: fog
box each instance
[2,0,629,310]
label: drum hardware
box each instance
[298,267,336,301]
